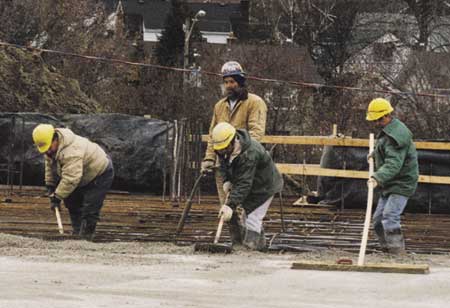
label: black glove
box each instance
[46,185,56,196]
[49,194,61,211]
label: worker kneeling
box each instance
[32,124,114,241]
[211,122,283,251]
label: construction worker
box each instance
[32,124,114,240]
[212,122,283,251]
[366,98,419,254]
[201,61,267,205]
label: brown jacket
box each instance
[204,93,267,161]
[45,128,109,199]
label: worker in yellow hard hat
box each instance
[201,61,268,207]
[211,122,283,251]
[366,98,418,254]
[32,124,114,240]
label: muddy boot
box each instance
[243,228,267,252]
[385,228,405,254]
[228,219,243,245]
[79,219,97,241]
[374,222,388,252]
[69,213,82,236]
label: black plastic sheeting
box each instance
[0,113,172,193]
[316,145,450,214]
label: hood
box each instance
[235,129,252,152]
[55,128,77,154]
[381,118,413,148]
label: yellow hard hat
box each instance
[212,122,236,151]
[32,124,55,153]
[366,98,394,121]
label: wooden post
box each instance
[358,133,374,266]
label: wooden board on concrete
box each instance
[291,261,430,274]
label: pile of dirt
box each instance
[0,47,98,113]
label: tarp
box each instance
[0,113,172,193]
[317,145,450,214]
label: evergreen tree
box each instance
[154,0,189,66]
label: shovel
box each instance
[54,207,64,235]
[194,213,232,253]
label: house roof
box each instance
[120,0,244,33]
[200,44,324,85]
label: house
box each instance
[104,0,249,45]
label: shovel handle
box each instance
[214,215,225,244]
[55,207,64,235]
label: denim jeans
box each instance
[372,194,408,232]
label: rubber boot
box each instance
[69,213,82,236]
[374,222,388,252]
[243,228,267,252]
[385,228,405,254]
[228,219,243,245]
[228,207,246,246]
[79,219,97,241]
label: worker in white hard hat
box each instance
[366,98,418,254]
[32,124,114,241]
[211,122,283,251]
[201,61,268,206]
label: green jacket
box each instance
[373,118,419,197]
[220,129,283,214]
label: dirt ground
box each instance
[1,234,450,308]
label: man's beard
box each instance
[227,87,246,100]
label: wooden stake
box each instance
[358,133,374,266]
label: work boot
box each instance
[69,214,82,236]
[79,219,97,241]
[228,206,247,246]
[243,228,267,252]
[385,228,405,254]
[228,220,243,245]
[374,222,388,252]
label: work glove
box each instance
[45,185,56,196]
[223,181,232,195]
[218,204,233,222]
[367,151,374,163]
[367,177,378,189]
[201,160,214,174]
[49,193,62,211]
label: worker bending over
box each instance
[211,122,283,251]
[32,124,114,240]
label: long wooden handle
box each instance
[55,207,64,235]
[214,215,225,244]
[175,173,203,236]
[358,133,375,266]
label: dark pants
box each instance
[64,158,114,234]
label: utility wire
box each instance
[0,40,449,99]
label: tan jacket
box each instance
[204,93,267,161]
[45,128,109,199]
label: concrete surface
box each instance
[0,234,449,308]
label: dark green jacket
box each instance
[220,129,283,214]
[373,118,419,197]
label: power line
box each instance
[0,40,449,99]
